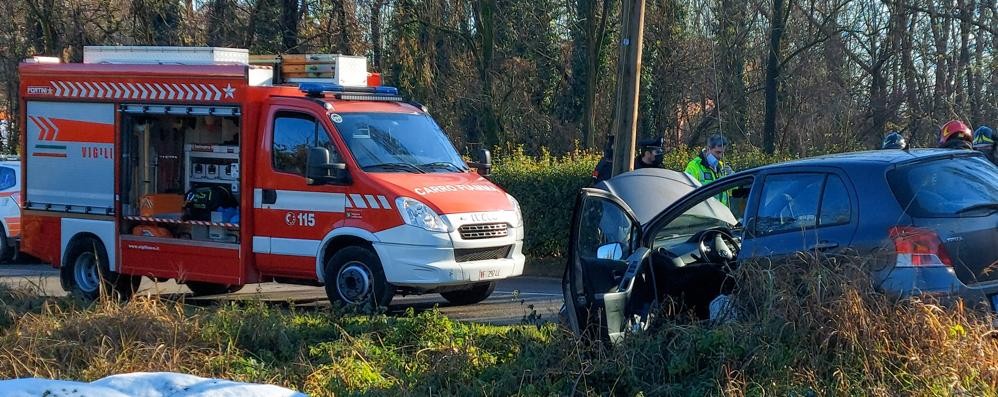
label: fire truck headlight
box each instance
[507,194,523,227]
[396,197,451,232]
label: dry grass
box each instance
[0,291,223,380]
[1,255,996,396]
[631,255,998,396]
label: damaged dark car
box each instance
[562,150,998,342]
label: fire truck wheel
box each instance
[186,282,245,296]
[63,237,139,301]
[325,246,394,310]
[0,227,12,263]
[440,282,496,305]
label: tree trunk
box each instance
[371,0,387,69]
[716,0,747,142]
[955,0,972,114]
[762,0,786,154]
[900,9,923,142]
[280,0,300,52]
[474,0,500,146]
[869,70,889,144]
[580,0,612,149]
[26,0,60,55]
[929,2,952,123]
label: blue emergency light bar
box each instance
[299,83,399,97]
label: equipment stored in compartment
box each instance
[183,185,237,221]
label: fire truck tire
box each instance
[440,282,496,305]
[63,237,139,301]
[186,282,244,296]
[324,246,394,310]
[0,227,12,263]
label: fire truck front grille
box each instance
[454,245,512,263]
[458,223,509,240]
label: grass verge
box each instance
[1,256,996,396]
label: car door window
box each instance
[819,175,851,226]
[272,112,337,176]
[754,174,823,236]
[0,167,15,191]
[576,197,635,261]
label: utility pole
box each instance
[610,0,646,176]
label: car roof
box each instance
[592,149,982,226]
[748,149,979,172]
[595,168,699,225]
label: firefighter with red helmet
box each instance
[938,120,974,150]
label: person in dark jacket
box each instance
[633,137,664,170]
[591,135,615,184]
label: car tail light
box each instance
[888,226,953,267]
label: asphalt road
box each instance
[0,262,563,325]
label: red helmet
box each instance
[938,120,973,146]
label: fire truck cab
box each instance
[18,46,524,307]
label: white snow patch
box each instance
[0,372,307,397]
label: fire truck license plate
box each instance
[479,268,504,280]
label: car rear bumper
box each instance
[880,266,998,311]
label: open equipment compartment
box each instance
[119,105,242,244]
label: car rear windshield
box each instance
[888,155,998,218]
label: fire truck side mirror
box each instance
[306,147,349,185]
[469,149,492,177]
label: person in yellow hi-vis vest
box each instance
[685,134,733,206]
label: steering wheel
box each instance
[697,228,740,264]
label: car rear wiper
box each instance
[362,162,426,173]
[955,203,998,215]
[420,162,467,172]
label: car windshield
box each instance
[655,197,738,241]
[888,156,998,217]
[331,112,469,173]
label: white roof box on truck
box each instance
[83,46,249,65]
[250,53,369,87]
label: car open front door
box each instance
[564,188,649,342]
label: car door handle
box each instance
[809,241,839,251]
[262,189,277,205]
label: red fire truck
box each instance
[18,46,524,307]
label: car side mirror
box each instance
[596,242,625,260]
[306,147,349,185]
[468,149,492,177]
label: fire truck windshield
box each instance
[332,112,469,173]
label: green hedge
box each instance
[491,145,795,259]
[491,147,600,258]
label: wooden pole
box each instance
[610,0,646,176]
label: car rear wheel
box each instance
[62,237,139,301]
[186,282,244,296]
[324,246,393,310]
[440,282,496,305]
